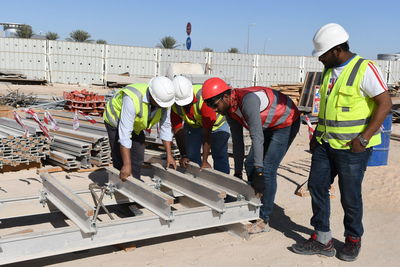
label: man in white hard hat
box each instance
[292,23,392,261]
[162,75,230,173]
[104,76,177,181]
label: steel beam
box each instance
[184,162,261,206]
[0,201,259,265]
[40,173,96,234]
[151,163,226,213]
[106,168,174,221]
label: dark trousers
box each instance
[245,119,300,222]
[105,123,145,179]
[308,142,372,237]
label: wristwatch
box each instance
[357,134,369,147]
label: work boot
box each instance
[338,236,361,262]
[291,233,336,257]
[248,219,270,234]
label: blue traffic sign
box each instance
[186,37,191,50]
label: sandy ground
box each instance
[0,84,399,266]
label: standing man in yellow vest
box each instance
[104,76,176,181]
[292,23,392,261]
[162,76,230,173]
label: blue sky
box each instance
[1,0,399,59]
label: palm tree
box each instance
[202,47,213,52]
[45,32,59,40]
[96,39,107,44]
[16,25,33,38]
[67,30,92,42]
[227,48,239,53]
[157,36,179,49]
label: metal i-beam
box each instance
[40,173,96,234]
[151,163,226,213]
[0,201,259,265]
[185,162,261,206]
[106,168,174,221]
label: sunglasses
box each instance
[206,97,222,109]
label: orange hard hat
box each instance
[202,77,231,100]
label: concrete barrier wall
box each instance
[0,38,397,87]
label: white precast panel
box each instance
[0,38,46,80]
[106,45,157,77]
[388,61,400,84]
[48,41,104,84]
[158,49,208,77]
[257,55,303,86]
[211,52,255,88]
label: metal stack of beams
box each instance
[0,118,50,170]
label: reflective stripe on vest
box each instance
[316,56,381,149]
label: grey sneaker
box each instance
[248,219,270,234]
[292,234,336,257]
[338,236,361,262]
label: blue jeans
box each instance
[245,119,300,222]
[308,142,372,237]
[184,122,230,174]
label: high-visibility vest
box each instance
[103,83,164,135]
[315,55,381,149]
[172,84,226,131]
[228,87,300,130]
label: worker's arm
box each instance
[173,126,189,168]
[201,128,212,169]
[348,91,392,152]
[118,95,136,181]
[159,108,176,169]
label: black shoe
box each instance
[292,234,336,257]
[338,236,361,262]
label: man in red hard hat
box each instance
[202,77,300,233]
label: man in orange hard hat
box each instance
[202,77,300,233]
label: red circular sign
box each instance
[186,22,192,35]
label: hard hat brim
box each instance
[312,48,329,58]
[175,94,194,106]
[154,97,175,108]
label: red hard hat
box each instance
[202,77,231,100]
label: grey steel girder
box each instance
[40,173,96,234]
[106,168,174,221]
[0,201,259,265]
[151,163,226,213]
[184,162,261,206]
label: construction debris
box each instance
[270,83,303,106]
[0,89,38,107]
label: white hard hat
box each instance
[173,75,193,106]
[148,76,175,108]
[312,23,349,57]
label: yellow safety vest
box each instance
[315,55,381,149]
[171,84,226,131]
[103,83,163,135]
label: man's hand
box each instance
[251,167,265,194]
[200,161,212,170]
[166,154,177,169]
[179,156,190,168]
[345,138,366,153]
[119,164,131,181]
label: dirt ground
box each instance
[0,84,399,266]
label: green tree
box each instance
[227,48,239,53]
[157,36,179,49]
[16,25,33,38]
[45,32,59,40]
[96,39,107,44]
[67,30,92,42]
[202,47,213,52]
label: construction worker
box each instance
[202,77,300,233]
[162,75,230,173]
[103,76,176,181]
[291,23,392,261]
